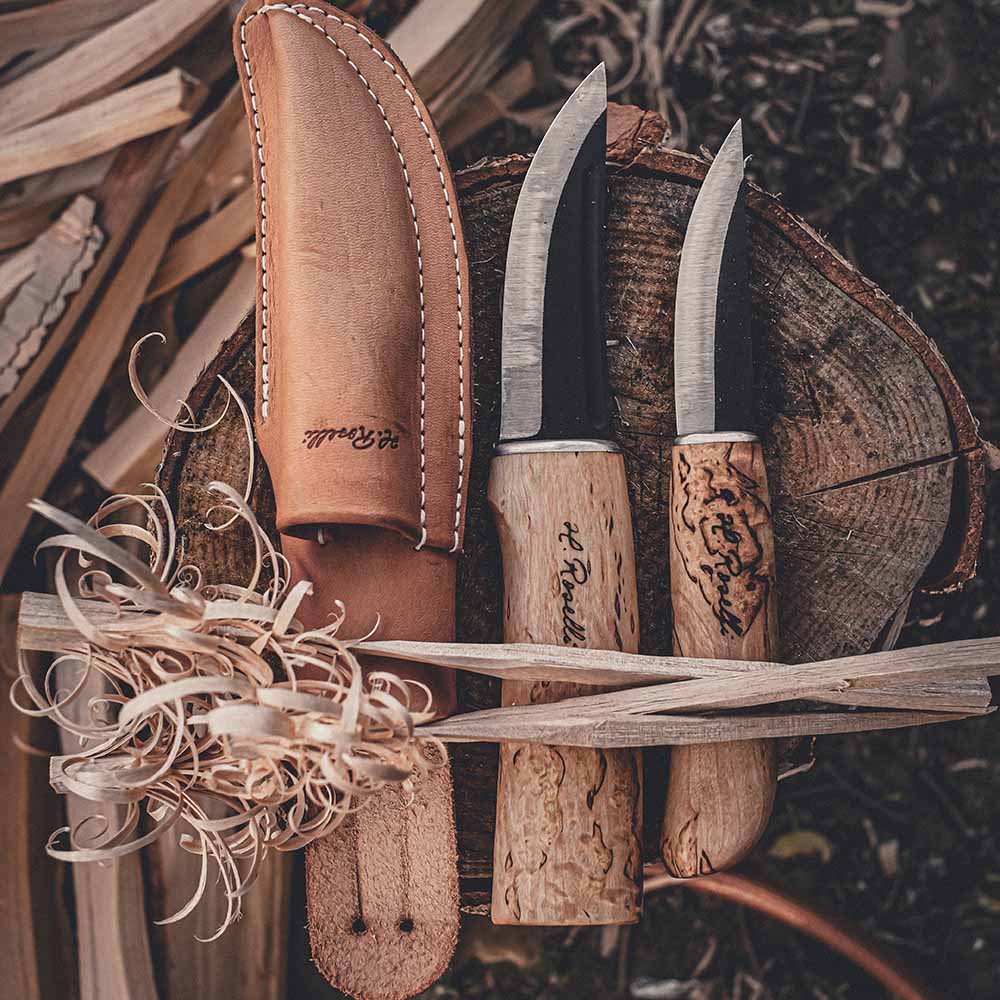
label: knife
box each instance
[660,120,780,877]
[489,64,644,926]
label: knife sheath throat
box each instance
[661,436,778,876]
[489,445,643,925]
[235,3,472,996]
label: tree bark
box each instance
[156,106,987,913]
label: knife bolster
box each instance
[488,448,642,925]
[661,438,779,877]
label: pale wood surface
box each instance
[489,449,643,925]
[20,592,997,715]
[0,132,180,436]
[662,439,779,876]
[0,195,103,401]
[0,68,199,185]
[0,0,151,62]
[51,582,159,1000]
[0,83,219,579]
[0,0,227,135]
[145,186,255,301]
[84,252,256,492]
[0,596,75,1000]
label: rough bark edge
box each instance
[455,108,985,591]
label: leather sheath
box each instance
[234,3,472,996]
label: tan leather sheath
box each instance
[234,3,472,996]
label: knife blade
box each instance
[661,120,780,877]
[489,64,643,926]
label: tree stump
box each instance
[155,107,987,913]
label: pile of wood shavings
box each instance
[10,481,442,939]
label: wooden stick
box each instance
[0,0,151,62]
[18,592,998,713]
[0,197,66,253]
[0,0,228,134]
[0,129,186,436]
[175,120,251,227]
[145,186,255,301]
[0,152,113,217]
[0,81,226,579]
[0,195,103,402]
[360,638,994,712]
[441,59,535,148]
[0,68,200,186]
[84,251,256,492]
[0,596,76,1000]
[425,706,989,747]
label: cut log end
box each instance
[156,114,986,909]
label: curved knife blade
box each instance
[674,119,753,438]
[500,63,611,444]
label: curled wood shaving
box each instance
[11,482,442,939]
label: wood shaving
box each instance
[10,482,442,939]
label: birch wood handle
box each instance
[661,439,779,877]
[488,448,642,925]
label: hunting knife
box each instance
[660,120,780,877]
[489,64,643,925]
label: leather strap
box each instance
[234,3,471,995]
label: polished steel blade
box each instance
[500,64,607,442]
[674,119,753,437]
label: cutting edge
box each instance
[499,63,607,442]
[673,119,746,438]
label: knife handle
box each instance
[661,438,778,877]
[488,447,642,925]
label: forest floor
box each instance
[424,2,1000,997]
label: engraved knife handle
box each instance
[488,447,643,925]
[661,438,779,877]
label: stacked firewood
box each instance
[0,3,542,998]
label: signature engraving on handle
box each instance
[558,521,590,646]
[673,446,771,638]
[302,425,401,451]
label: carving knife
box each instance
[660,120,780,876]
[489,64,643,925]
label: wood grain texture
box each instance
[662,440,778,877]
[489,449,642,925]
[0,596,76,1000]
[0,131,179,436]
[152,124,986,910]
[0,0,227,135]
[0,68,200,185]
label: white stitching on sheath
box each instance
[239,3,465,551]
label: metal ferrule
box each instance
[495,438,621,456]
[673,430,759,446]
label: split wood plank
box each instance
[0,197,66,253]
[0,0,228,134]
[424,707,989,748]
[0,127,189,437]
[0,0,151,62]
[18,592,997,715]
[0,195,103,401]
[0,152,113,217]
[175,119,251,227]
[85,252,256,492]
[53,623,159,1000]
[442,60,535,148]
[0,596,76,1000]
[0,82,229,581]
[145,186,255,301]
[0,68,201,186]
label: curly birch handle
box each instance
[661,439,779,877]
[488,448,642,925]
